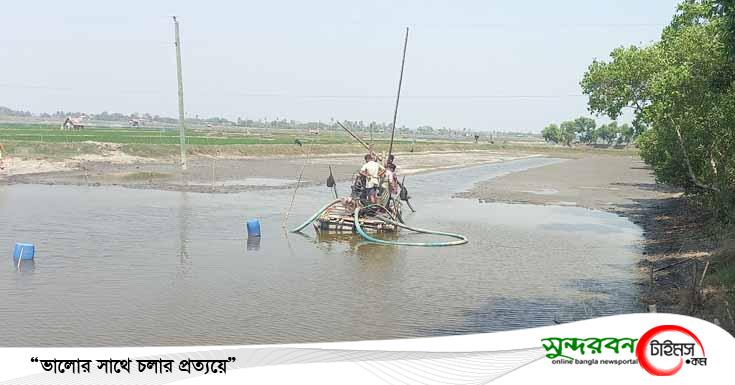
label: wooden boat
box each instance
[314,176,403,233]
[311,29,411,234]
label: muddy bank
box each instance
[1,150,539,193]
[459,155,675,210]
[461,155,728,330]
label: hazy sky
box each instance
[1,1,677,132]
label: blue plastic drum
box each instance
[13,243,35,260]
[246,219,261,237]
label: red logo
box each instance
[636,325,705,376]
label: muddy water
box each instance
[0,157,644,346]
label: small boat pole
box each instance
[328,165,338,198]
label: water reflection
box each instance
[246,236,261,251]
[12,259,35,273]
[177,191,191,278]
[12,259,35,292]
[354,241,399,260]
[314,231,400,260]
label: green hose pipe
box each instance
[289,199,342,233]
[353,205,468,247]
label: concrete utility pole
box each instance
[173,16,187,171]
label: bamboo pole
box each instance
[336,121,370,150]
[387,27,409,166]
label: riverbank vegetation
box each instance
[582,0,735,325]
[541,117,635,146]
[582,0,735,224]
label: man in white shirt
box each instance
[359,153,384,204]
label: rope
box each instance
[282,139,316,228]
[16,247,23,270]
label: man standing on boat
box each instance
[360,153,384,204]
[385,163,399,194]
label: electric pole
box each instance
[173,16,187,171]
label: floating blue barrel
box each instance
[246,219,261,237]
[13,243,35,260]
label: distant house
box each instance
[61,117,84,130]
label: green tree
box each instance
[581,0,735,221]
[617,123,634,145]
[581,45,659,136]
[572,117,597,143]
[558,121,576,146]
[542,123,561,143]
[596,122,618,145]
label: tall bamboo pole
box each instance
[387,27,409,165]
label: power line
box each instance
[0,83,585,100]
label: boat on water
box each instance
[292,164,466,247]
[314,172,405,233]
[290,27,466,247]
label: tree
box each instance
[617,123,634,145]
[543,117,600,145]
[573,117,597,143]
[596,122,616,145]
[581,45,659,136]
[542,124,561,143]
[581,0,735,221]
[558,121,576,146]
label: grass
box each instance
[712,238,735,289]
[0,122,639,160]
[706,236,735,332]
[3,141,105,158]
[0,124,359,145]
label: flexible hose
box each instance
[353,205,468,247]
[291,200,468,247]
[289,199,342,233]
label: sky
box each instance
[1,1,678,132]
